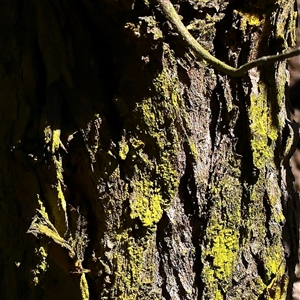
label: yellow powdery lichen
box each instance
[130,177,164,227]
[244,13,262,27]
[79,274,89,300]
[208,228,239,281]
[187,138,199,160]
[119,136,129,160]
[128,48,181,227]
[249,84,277,169]
[264,244,285,281]
[51,154,68,233]
[113,234,144,298]
[236,10,264,32]
[202,221,240,298]
[153,71,179,109]
[32,245,48,286]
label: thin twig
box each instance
[157,0,300,77]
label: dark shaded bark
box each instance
[0,0,299,299]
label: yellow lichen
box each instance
[119,136,129,160]
[264,245,285,280]
[130,177,164,227]
[79,274,89,300]
[113,233,144,299]
[37,245,48,272]
[187,138,199,160]
[248,83,277,169]
[206,227,239,281]
[235,10,264,32]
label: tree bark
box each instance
[0,0,298,299]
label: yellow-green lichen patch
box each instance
[32,245,48,286]
[248,83,277,169]
[208,227,239,281]
[248,175,267,234]
[112,233,145,299]
[265,275,288,300]
[130,137,145,151]
[128,137,179,227]
[246,169,286,296]
[139,236,158,285]
[140,16,163,41]
[274,0,295,45]
[130,176,164,227]
[263,245,287,299]
[124,16,162,41]
[126,45,183,228]
[201,266,223,300]
[264,244,285,281]
[187,138,199,161]
[107,38,189,299]
[113,234,161,300]
[119,136,129,160]
[79,274,90,300]
[202,158,242,295]
[38,246,48,271]
[129,150,179,227]
[275,62,289,130]
[239,12,264,31]
[139,98,160,129]
[51,129,62,153]
[101,43,189,300]
[49,154,68,234]
[246,63,288,296]
[156,156,179,195]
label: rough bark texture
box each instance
[0,0,298,299]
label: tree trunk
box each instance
[0,0,298,299]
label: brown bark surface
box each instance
[0,0,298,299]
